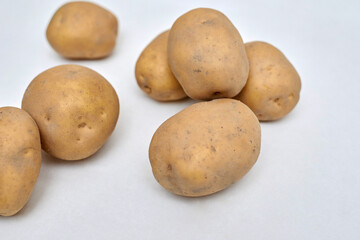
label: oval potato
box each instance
[168,8,249,100]
[135,30,187,101]
[235,41,301,121]
[22,65,119,161]
[0,107,41,216]
[149,99,261,197]
[46,1,118,59]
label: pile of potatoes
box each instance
[1,2,119,216]
[1,3,302,217]
[136,8,301,196]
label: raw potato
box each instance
[22,65,119,161]
[46,1,118,59]
[0,107,41,216]
[235,41,301,121]
[149,99,261,197]
[168,8,249,100]
[135,30,187,101]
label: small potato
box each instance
[22,65,119,161]
[234,41,301,121]
[168,8,249,100]
[135,30,187,101]
[0,107,41,216]
[149,99,261,197]
[46,1,118,59]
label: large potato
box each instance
[46,1,118,59]
[149,99,261,197]
[135,30,187,101]
[234,41,301,121]
[22,65,119,161]
[168,8,249,100]
[0,107,41,216]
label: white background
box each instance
[0,0,359,239]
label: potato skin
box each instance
[168,8,249,100]
[234,41,301,121]
[149,99,261,197]
[46,1,118,59]
[135,30,187,101]
[0,107,41,216]
[22,65,119,161]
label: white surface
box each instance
[0,0,360,239]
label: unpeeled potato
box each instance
[22,65,119,161]
[235,41,301,121]
[168,8,249,100]
[149,99,261,197]
[135,30,187,101]
[0,107,41,216]
[46,1,118,59]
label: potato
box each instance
[0,107,41,216]
[168,8,249,100]
[22,64,119,161]
[46,1,118,59]
[234,41,301,121]
[149,99,261,197]
[135,30,187,101]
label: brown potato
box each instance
[135,30,187,101]
[235,41,301,121]
[46,1,118,59]
[22,65,119,161]
[149,99,261,197]
[168,8,249,100]
[0,107,41,216]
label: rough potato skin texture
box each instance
[46,1,118,59]
[0,107,41,216]
[22,65,119,161]
[135,30,187,101]
[234,41,301,121]
[149,99,261,197]
[168,8,249,100]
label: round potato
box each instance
[234,41,301,121]
[135,30,187,101]
[168,8,249,100]
[46,1,118,59]
[0,107,41,216]
[22,65,119,161]
[149,99,261,197]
